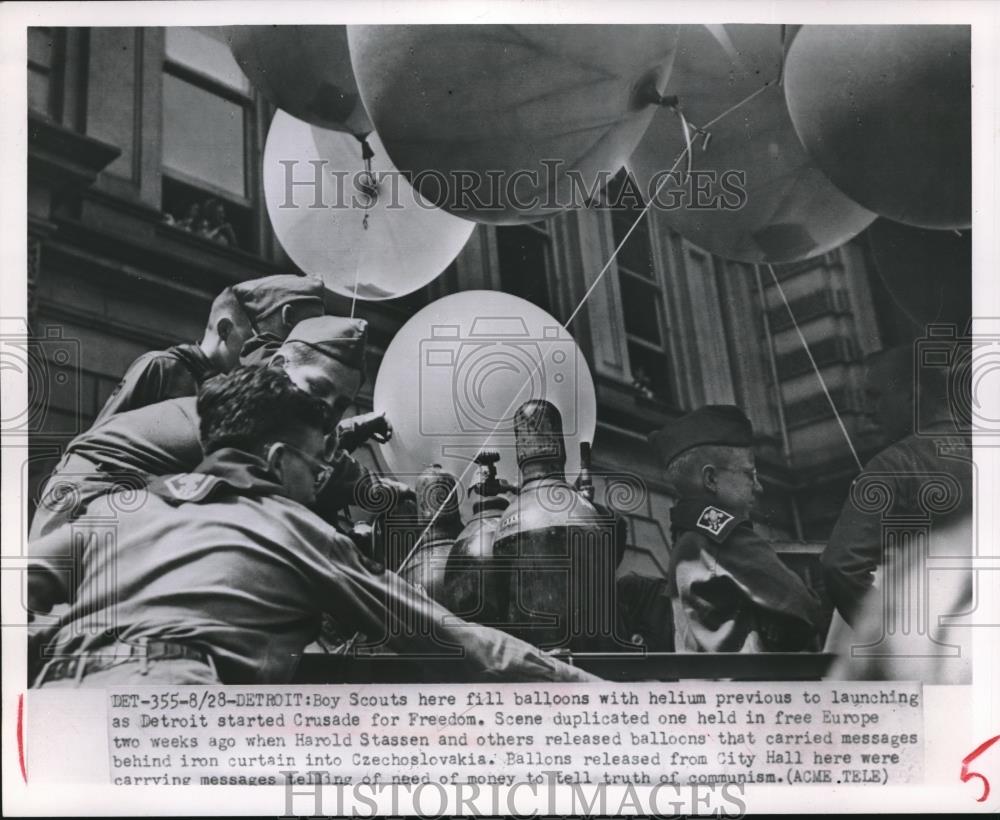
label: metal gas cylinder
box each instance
[445,450,515,623]
[491,400,619,651]
[397,464,463,604]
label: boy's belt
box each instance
[35,640,211,685]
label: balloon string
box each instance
[350,150,378,319]
[765,264,865,473]
[564,158,686,329]
[678,110,694,179]
[702,81,771,130]
[564,82,769,330]
[778,25,788,86]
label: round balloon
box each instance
[628,24,875,264]
[226,26,372,136]
[373,291,597,503]
[784,26,970,230]
[348,25,679,224]
[263,110,475,300]
[867,219,971,328]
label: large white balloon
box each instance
[784,26,971,230]
[263,111,475,301]
[374,291,597,496]
[628,24,875,264]
[348,25,680,224]
[226,26,372,136]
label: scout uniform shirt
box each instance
[667,496,822,652]
[30,448,596,685]
[29,396,375,539]
[91,343,215,426]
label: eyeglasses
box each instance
[268,441,335,491]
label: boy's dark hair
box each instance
[198,365,328,455]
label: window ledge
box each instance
[595,375,679,434]
[28,111,121,193]
[154,220,267,266]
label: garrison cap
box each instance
[649,405,754,467]
[282,316,368,372]
[231,274,325,322]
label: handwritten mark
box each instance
[961,734,999,802]
[17,692,27,783]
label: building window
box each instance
[161,27,255,252]
[605,171,675,405]
[496,222,554,316]
[28,27,63,118]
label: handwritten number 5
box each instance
[961,735,1000,803]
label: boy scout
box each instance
[92,273,325,423]
[28,367,595,686]
[821,345,972,627]
[651,405,822,652]
[29,317,403,538]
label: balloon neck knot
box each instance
[637,76,678,110]
[360,137,375,162]
[640,83,712,151]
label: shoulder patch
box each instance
[696,505,735,537]
[163,473,214,501]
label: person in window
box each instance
[27,366,596,687]
[192,210,211,238]
[202,197,238,247]
[173,201,201,232]
[631,364,656,400]
[652,405,822,652]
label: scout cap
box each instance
[232,274,325,324]
[282,316,368,373]
[649,405,754,467]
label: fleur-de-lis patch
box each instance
[164,474,212,501]
[696,505,734,536]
